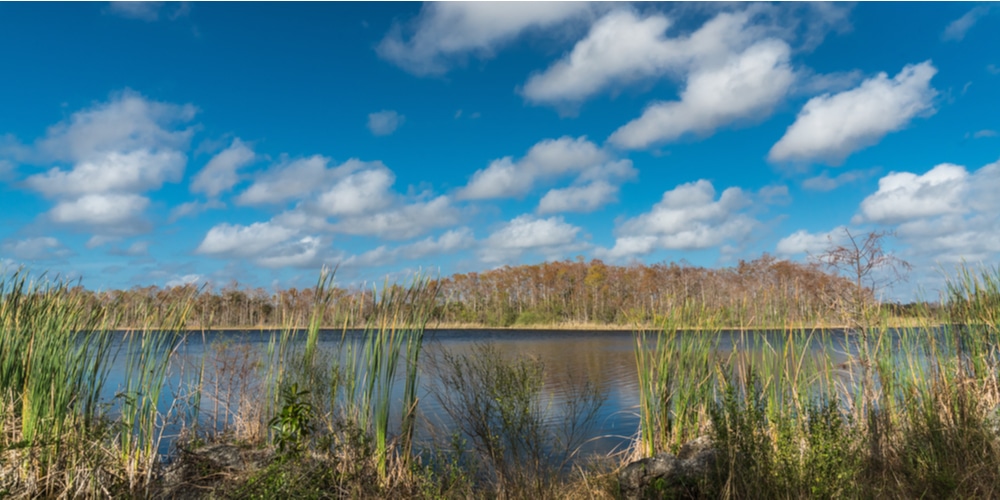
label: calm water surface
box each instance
[101,328,866,458]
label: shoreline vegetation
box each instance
[4,244,1000,497]
[62,255,941,333]
[182,316,944,333]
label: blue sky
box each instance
[1,2,998,299]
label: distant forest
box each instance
[54,255,936,329]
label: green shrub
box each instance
[514,310,557,326]
[268,383,314,459]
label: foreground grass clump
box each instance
[427,343,606,499]
[0,269,193,497]
[623,266,1000,499]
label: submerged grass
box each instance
[428,342,606,499]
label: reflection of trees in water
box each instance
[423,334,639,403]
[119,328,937,461]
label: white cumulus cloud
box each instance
[315,166,395,216]
[521,9,684,105]
[769,61,938,166]
[608,39,795,149]
[846,160,1000,265]
[49,193,150,230]
[459,136,609,200]
[236,155,346,206]
[479,215,586,264]
[775,226,848,256]
[255,236,325,268]
[535,158,637,214]
[377,2,596,76]
[858,163,968,225]
[190,138,256,197]
[16,90,196,238]
[235,155,457,242]
[195,220,332,269]
[26,149,185,197]
[597,180,757,260]
[196,221,300,258]
[35,89,196,164]
[404,227,476,258]
[537,181,618,214]
[332,195,461,240]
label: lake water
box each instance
[100,328,867,459]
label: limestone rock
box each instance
[619,436,716,500]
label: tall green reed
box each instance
[633,300,722,457]
[0,270,119,494]
[340,275,435,480]
[630,265,1000,498]
[264,268,337,417]
[255,270,436,482]
[116,285,194,492]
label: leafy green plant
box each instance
[269,383,314,459]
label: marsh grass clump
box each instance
[947,264,1000,332]
[193,269,442,497]
[0,268,195,497]
[621,265,1000,500]
[429,343,606,499]
[633,302,722,459]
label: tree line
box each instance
[46,254,901,329]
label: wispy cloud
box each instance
[942,6,991,42]
[107,1,189,22]
[190,138,256,197]
[1,236,74,261]
[367,110,405,136]
[802,168,879,191]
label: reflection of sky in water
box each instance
[98,328,930,460]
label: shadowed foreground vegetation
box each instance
[2,260,1000,498]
